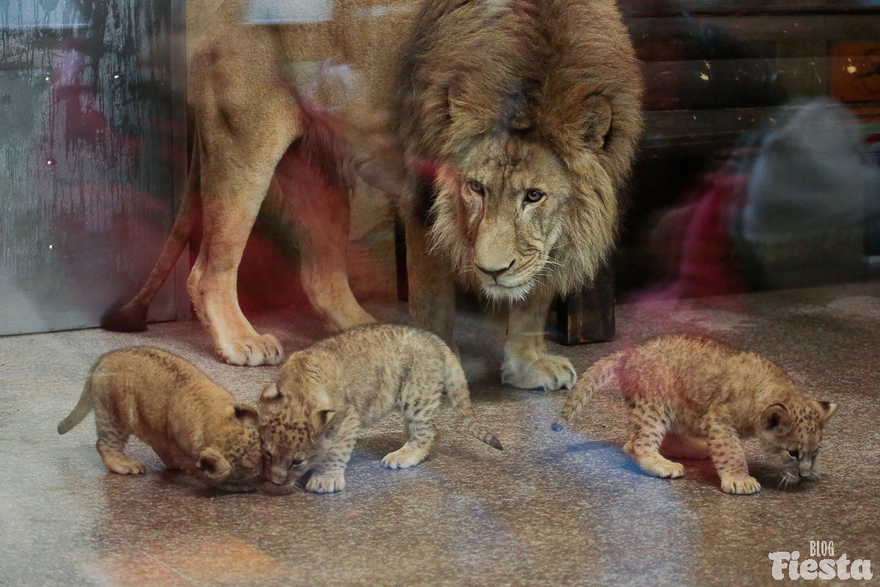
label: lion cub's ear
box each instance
[197,447,232,481]
[816,401,839,422]
[232,403,259,423]
[310,409,336,434]
[582,95,612,150]
[261,383,284,402]
[761,403,794,434]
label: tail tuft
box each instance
[100,304,149,333]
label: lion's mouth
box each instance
[479,279,535,301]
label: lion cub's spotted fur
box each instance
[561,335,838,495]
[58,347,264,492]
[258,324,503,493]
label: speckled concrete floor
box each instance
[1,283,878,587]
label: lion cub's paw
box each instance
[102,453,146,475]
[306,471,346,494]
[639,458,686,479]
[381,447,428,470]
[501,354,577,391]
[721,475,761,495]
[219,334,283,367]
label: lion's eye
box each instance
[288,459,305,469]
[524,189,545,204]
[466,179,485,196]
[788,450,799,459]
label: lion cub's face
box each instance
[257,378,336,486]
[195,404,266,491]
[432,133,609,300]
[759,400,838,486]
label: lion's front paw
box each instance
[502,353,577,391]
[102,453,146,475]
[218,334,283,367]
[306,471,346,494]
[721,475,761,495]
[638,458,685,479]
[381,447,428,469]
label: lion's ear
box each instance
[582,95,612,149]
[761,403,794,434]
[310,409,336,434]
[233,403,259,423]
[197,447,232,481]
[261,383,283,402]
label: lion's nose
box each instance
[477,259,515,279]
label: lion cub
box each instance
[258,324,503,493]
[560,335,838,495]
[58,347,264,492]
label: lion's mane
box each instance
[394,0,643,297]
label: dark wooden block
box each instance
[548,263,616,345]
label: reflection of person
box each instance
[636,99,880,301]
[733,99,880,289]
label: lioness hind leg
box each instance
[274,151,374,330]
[502,292,577,391]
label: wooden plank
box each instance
[547,263,616,345]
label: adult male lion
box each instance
[394,0,643,390]
[102,0,408,366]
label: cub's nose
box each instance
[270,466,288,485]
[477,259,515,279]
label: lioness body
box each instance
[58,347,264,492]
[101,0,415,365]
[394,0,642,390]
[258,324,502,493]
[561,335,838,494]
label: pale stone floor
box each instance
[1,283,878,586]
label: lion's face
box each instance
[429,133,618,300]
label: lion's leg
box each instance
[191,111,296,366]
[191,158,286,366]
[183,29,304,366]
[404,215,457,345]
[502,290,577,390]
[273,152,374,330]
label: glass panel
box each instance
[0,0,186,335]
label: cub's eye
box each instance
[288,459,304,469]
[812,448,820,457]
[524,189,545,204]
[466,179,485,196]
[788,450,800,459]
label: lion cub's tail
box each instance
[58,375,95,435]
[442,349,503,451]
[559,353,621,427]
